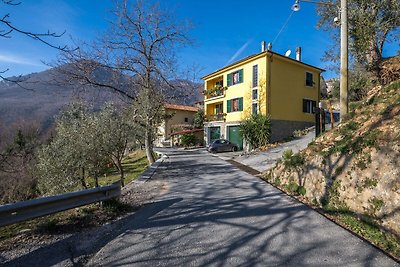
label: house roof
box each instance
[202,50,325,80]
[170,128,203,136]
[165,103,199,112]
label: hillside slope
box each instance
[0,67,203,132]
[264,80,400,239]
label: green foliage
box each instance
[356,154,372,170]
[37,102,137,195]
[192,109,204,129]
[286,181,299,193]
[297,186,307,196]
[321,121,381,157]
[322,179,347,210]
[0,127,40,204]
[102,199,133,215]
[384,80,400,93]
[317,0,400,81]
[369,197,384,216]
[324,209,400,257]
[282,149,304,168]
[180,133,196,147]
[330,69,372,101]
[239,114,271,149]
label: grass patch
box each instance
[321,125,380,157]
[324,208,400,259]
[0,150,148,244]
[87,150,149,187]
[0,199,133,243]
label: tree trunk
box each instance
[365,40,383,84]
[116,160,125,187]
[145,127,155,164]
[94,174,99,188]
[80,167,88,189]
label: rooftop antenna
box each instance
[284,49,292,57]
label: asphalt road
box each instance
[89,149,398,267]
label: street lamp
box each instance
[292,0,348,121]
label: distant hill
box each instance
[0,67,203,132]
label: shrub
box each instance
[239,114,271,149]
[286,181,299,193]
[297,186,307,196]
[282,149,304,168]
[180,133,196,147]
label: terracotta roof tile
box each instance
[165,103,199,112]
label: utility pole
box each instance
[292,0,349,121]
[340,0,348,121]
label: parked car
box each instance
[208,139,238,153]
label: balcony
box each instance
[205,113,226,122]
[203,86,227,100]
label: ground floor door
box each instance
[209,127,221,144]
[228,125,243,150]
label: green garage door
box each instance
[228,126,243,150]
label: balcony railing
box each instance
[205,113,226,122]
[203,86,227,100]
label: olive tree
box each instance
[57,0,191,164]
[317,0,400,82]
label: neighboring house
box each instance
[202,43,324,149]
[156,103,199,147]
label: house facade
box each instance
[202,45,324,149]
[156,104,199,147]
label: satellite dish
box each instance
[285,50,292,57]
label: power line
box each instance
[272,10,295,44]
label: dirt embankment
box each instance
[264,80,400,236]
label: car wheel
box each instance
[232,146,238,152]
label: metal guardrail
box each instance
[0,182,121,227]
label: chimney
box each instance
[267,42,272,51]
[296,47,301,61]
[261,41,266,52]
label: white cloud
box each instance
[0,53,45,67]
[226,40,252,65]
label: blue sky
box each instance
[1,0,399,81]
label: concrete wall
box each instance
[270,119,314,142]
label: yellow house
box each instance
[156,104,199,147]
[202,44,324,149]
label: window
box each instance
[252,89,258,100]
[303,99,317,114]
[252,65,258,88]
[306,72,314,87]
[227,97,243,112]
[227,69,243,86]
[252,103,258,114]
[215,103,223,114]
[184,117,188,122]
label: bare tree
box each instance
[57,0,191,164]
[0,0,72,82]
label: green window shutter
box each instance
[302,99,307,112]
[227,74,232,86]
[238,97,243,111]
[227,100,232,113]
[238,69,243,83]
